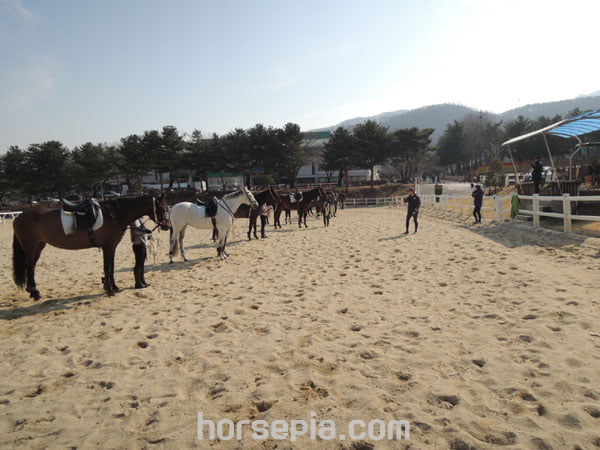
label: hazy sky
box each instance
[1,0,599,151]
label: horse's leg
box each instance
[216,236,225,259]
[101,246,116,295]
[25,241,45,300]
[252,214,259,239]
[212,218,218,241]
[169,226,178,263]
[222,233,229,258]
[109,245,120,292]
[179,227,188,261]
[297,207,303,228]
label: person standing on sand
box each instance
[259,202,269,238]
[130,219,152,288]
[472,184,484,224]
[404,188,420,234]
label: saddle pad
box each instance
[61,209,104,235]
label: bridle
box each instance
[150,196,169,231]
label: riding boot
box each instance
[134,266,145,289]
[141,271,150,287]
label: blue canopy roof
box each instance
[502,109,600,146]
[548,109,600,139]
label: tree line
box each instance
[322,121,434,187]
[0,123,307,202]
[0,120,437,201]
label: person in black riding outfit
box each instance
[531,156,544,194]
[130,219,152,288]
[472,184,484,224]
[404,188,421,234]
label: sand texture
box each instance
[1,206,599,449]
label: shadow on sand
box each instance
[454,220,596,251]
[378,234,409,242]
[0,292,106,321]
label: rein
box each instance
[220,198,236,218]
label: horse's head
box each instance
[243,187,259,209]
[152,194,171,230]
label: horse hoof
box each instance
[29,291,41,301]
[169,261,174,264]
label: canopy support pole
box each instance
[506,144,522,192]
[542,133,562,194]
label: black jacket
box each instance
[531,161,543,181]
[406,194,421,213]
[472,189,484,207]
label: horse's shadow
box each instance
[185,239,245,250]
[114,256,213,274]
[0,293,105,321]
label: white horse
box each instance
[169,187,258,262]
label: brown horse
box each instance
[273,192,299,229]
[12,195,170,300]
[296,187,326,228]
[234,187,281,239]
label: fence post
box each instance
[532,194,540,227]
[562,193,572,233]
[493,196,502,221]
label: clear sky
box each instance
[1,0,599,151]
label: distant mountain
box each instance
[577,90,600,98]
[313,95,600,143]
[498,96,600,122]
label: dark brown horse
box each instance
[12,195,170,300]
[234,187,281,239]
[274,187,325,228]
[296,187,326,228]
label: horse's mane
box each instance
[222,189,245,199]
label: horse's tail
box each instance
[12,235,27,289]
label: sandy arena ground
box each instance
[1,206,599,449]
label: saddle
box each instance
[290,192,303,203]
[62,198,101,230]
[61,198,104,239]
[196,197,218,217]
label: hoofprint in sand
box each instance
[0,208,599,449]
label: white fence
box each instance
[419,193,600,233]
[0,211,22,225]
[343,197,403,208]
[516,193,600,233]
[420,194,510,221]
